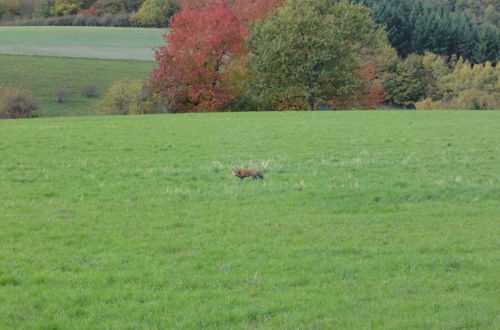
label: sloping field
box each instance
[1,111,499,328]
[0,26,166,61]
[0,55,155,116]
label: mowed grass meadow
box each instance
[1,111,499,328]
[0,26,166,61]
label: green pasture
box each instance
[0,26,166,61]
[1,111,499,328]
[0,55,156,116]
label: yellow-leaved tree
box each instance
[416,58,499,110]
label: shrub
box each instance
[0,86,38,119]
[415,97,443,110]
[54,87,70,103]
[448,89,498,110]
[72,13,99,25]
[46,15,74,25]
[8,13,133,26]
[98,13,113,25]
[80,85,98,98]
[417,59,500,110]
[131,0,179,27]
[109,13,130,26]
[97,79,163,115]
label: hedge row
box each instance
[1,14,148,27]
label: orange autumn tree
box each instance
[355,62,387,109]
[152,1,248,112]
[151,0,287,112]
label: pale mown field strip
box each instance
[0,26,167,61]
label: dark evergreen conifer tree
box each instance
[475,24,500,63]
[350,0,487,62]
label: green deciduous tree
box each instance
[33,0,55,17]
[247,0,382,110]
[421,51,450,100]
[52,0,85,15]
[0,0,22,19]
[384,54,426,106]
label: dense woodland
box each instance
[0,0,180,26]
[102,0,499,113]
[354,0,499,63]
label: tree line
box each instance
[1,0,499,118]
[0,0,180,26]
[135,0,497,113]
[353,0,499,63]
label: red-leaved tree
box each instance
[331,62,387,110]
[355,62,387,109]
[152,1,248,112]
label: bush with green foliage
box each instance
[80,85,98,98]
[72,12,99,25]
[51,0,85,16]
[0,86,38,118]
[98,79,163,115]
[11,12,133,26]
[131,0,178,27]
[54,87,70,103]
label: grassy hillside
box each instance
[0,26,166,61]
[0,55,156,116]
[1,111,499,328]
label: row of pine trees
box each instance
[353,0,499,63]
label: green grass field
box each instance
[0,55,156,116]
[0,26,166,61]
[1,111,499,328]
